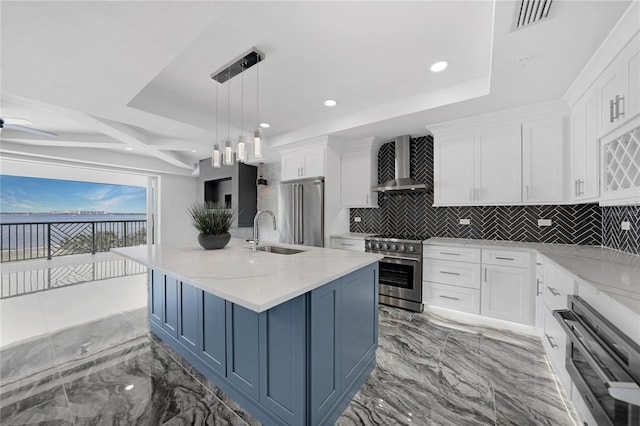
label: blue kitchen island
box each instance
[113,240,382,426]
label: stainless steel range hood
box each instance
[372,135,429,192]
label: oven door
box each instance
[378,256,422,302]
[554,309,640,426]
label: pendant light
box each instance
[253,59,263,158]
[210,48,265,167]
[236,60,247,163]
[223,68,233,166]
[212,83,221,168]
[257,162,268,186]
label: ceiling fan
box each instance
[0,117,58,138]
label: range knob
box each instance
[366,242,373,249]
[408,246,415,252]
[391,244,398,251]
[374,243,381,250]
[399,245,406,251]
[382,243,389,250]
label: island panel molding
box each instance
[147,264,378,426]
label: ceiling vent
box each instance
[515,0,553,30]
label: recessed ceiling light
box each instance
[125,384,134,391]
[260,123,270,128]
[125,147,133,151]
[430,61,448,73]
[324,99,337,107]
[191,150,197,153]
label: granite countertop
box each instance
[423,237,640,315]
[113,239,383,313]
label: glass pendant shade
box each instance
[212,144,221,168]
[224,140,233,165]
[253,129,263,158]
[237,136,246,162]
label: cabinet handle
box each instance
[548,287,561,296]
[484,267,487,282]
[439,252,461,256]
[574,179,579,197]
[440,270,460,276]
[340,243,355,246]
[610,99,616,123]
[439,295,460,301]
[366,193,369,204]
[578,179,584,196]
[536,278,542,296]
[536,262,542,266]
[544,333,558,349]
[495,256,515,261]
[615,95,625,120]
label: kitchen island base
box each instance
[148,263,378,426]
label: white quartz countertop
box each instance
[423,237,640,315]
[113,239,383,313]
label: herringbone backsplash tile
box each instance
[349,136,640,254]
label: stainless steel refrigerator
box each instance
[279,178,324,247]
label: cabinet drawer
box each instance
[424,282,480,315]
[542,307,567,380]
[423,246,481,263]
[482,249,530,268]
[330,237,365,252]
[543,261,575,311]
[423,259,480,289]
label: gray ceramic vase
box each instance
[197,232,231,250]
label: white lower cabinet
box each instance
[423,245,532,324]
[481,264,532,324]
[329,236,365,252]
[571,384,598,426]
[425,282,480,315]
[423,245,481,314]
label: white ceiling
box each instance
[0,0,633,175]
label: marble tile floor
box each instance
[1,278,578,425]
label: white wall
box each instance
[156,173,198,245]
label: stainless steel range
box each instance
[365,235,423,312]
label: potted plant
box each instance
[187,202,235,250]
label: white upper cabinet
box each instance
[433,108,567,207]
[340,139,379,208]
[475,123,522,204]
[433,132,474,205]
[434,124,522,206]
[281,146,325,181]
[571,88,600,201]
[522,117,564,203]
[596,32,640,138]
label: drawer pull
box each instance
[544,333,558,348]
[440,252,461,256]
[439,271,460,276]
[536,278,542,296]
[340,243,355,246]
[439,295,460,301]
[495,256,515,261]
[548,287,561,296]
[536,262,542,266]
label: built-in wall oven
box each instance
[365,236,423,312]
[554,296,640,426]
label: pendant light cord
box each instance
[227,68,230,142]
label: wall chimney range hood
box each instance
[372,135,429,192]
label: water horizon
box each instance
[1,213,147,224]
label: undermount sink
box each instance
[256,245,305,255]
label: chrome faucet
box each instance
[250,210,277,251]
